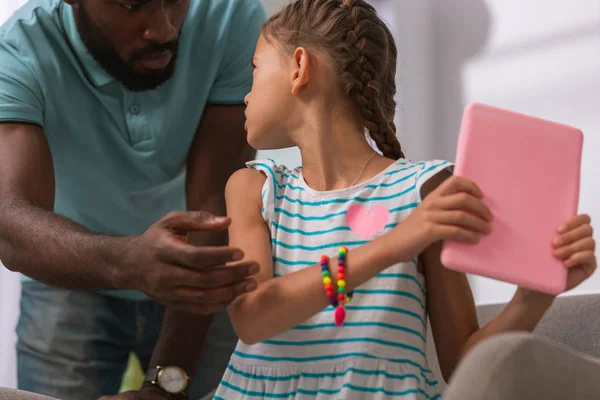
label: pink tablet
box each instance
[440,103,583,295]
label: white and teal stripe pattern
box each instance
[215,158,453,399]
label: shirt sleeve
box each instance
[207,0,267,104]
[414,160,454,203]
[246,158,279,223]
[0,38,44,126]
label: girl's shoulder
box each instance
[380,158,453,186]
[244,159,302,221]
[246,159,300,184]
[375,159,454,205]
[398,159,454,199]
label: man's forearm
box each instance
[141,199,230,397]
[146,309,215,380]
[152,104,255,393]
[0,201,126,289]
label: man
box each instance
[0,0,266,399]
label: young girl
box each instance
[214,0,596,398]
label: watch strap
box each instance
[144,365,161,385]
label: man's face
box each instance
[69,0,190,91]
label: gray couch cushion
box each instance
[426,294,600,390]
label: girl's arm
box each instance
[225,168,415,344]
[423,170,596,382]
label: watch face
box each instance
[157,366,187,394]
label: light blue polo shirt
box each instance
[0,0,266,300]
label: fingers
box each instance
[558,214,591,234]
[158,211,231,233]
[184,262,260,288]
[165,241,244,268]
[434,225,481,244]
[439,176,483,199]
[565,250,596,269]
[435,192,493,221]
[169,279,258,314]
[179,278,256,304]
[553,223,593,248]
[431,210,491,234]
[554,237,595,261]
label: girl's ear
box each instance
[291,47,311,96]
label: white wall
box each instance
[0,265,20,389]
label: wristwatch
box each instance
[145,365,190,396]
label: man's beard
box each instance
[73,4,179,92]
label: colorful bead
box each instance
[335,307,346,326]
[338,246,354,306]
[321,248,354,326]
[320,254,338,307]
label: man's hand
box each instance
[117,210,258,314]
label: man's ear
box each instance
[291,47,312,96]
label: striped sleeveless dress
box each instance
[214,158,453,400]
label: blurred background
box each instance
[1,0,599,389]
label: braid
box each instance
[340,0,404,160]
[264,0,405,160]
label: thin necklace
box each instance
[350,151,377,187]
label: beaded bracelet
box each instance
[320,255,337,307]
[337,246,354,304]
[320,247,354,326]
[335,246,352,326]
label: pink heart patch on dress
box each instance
[346,205,390,240]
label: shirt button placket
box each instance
[130,104,141,115]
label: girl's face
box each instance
[244,35,297,150]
